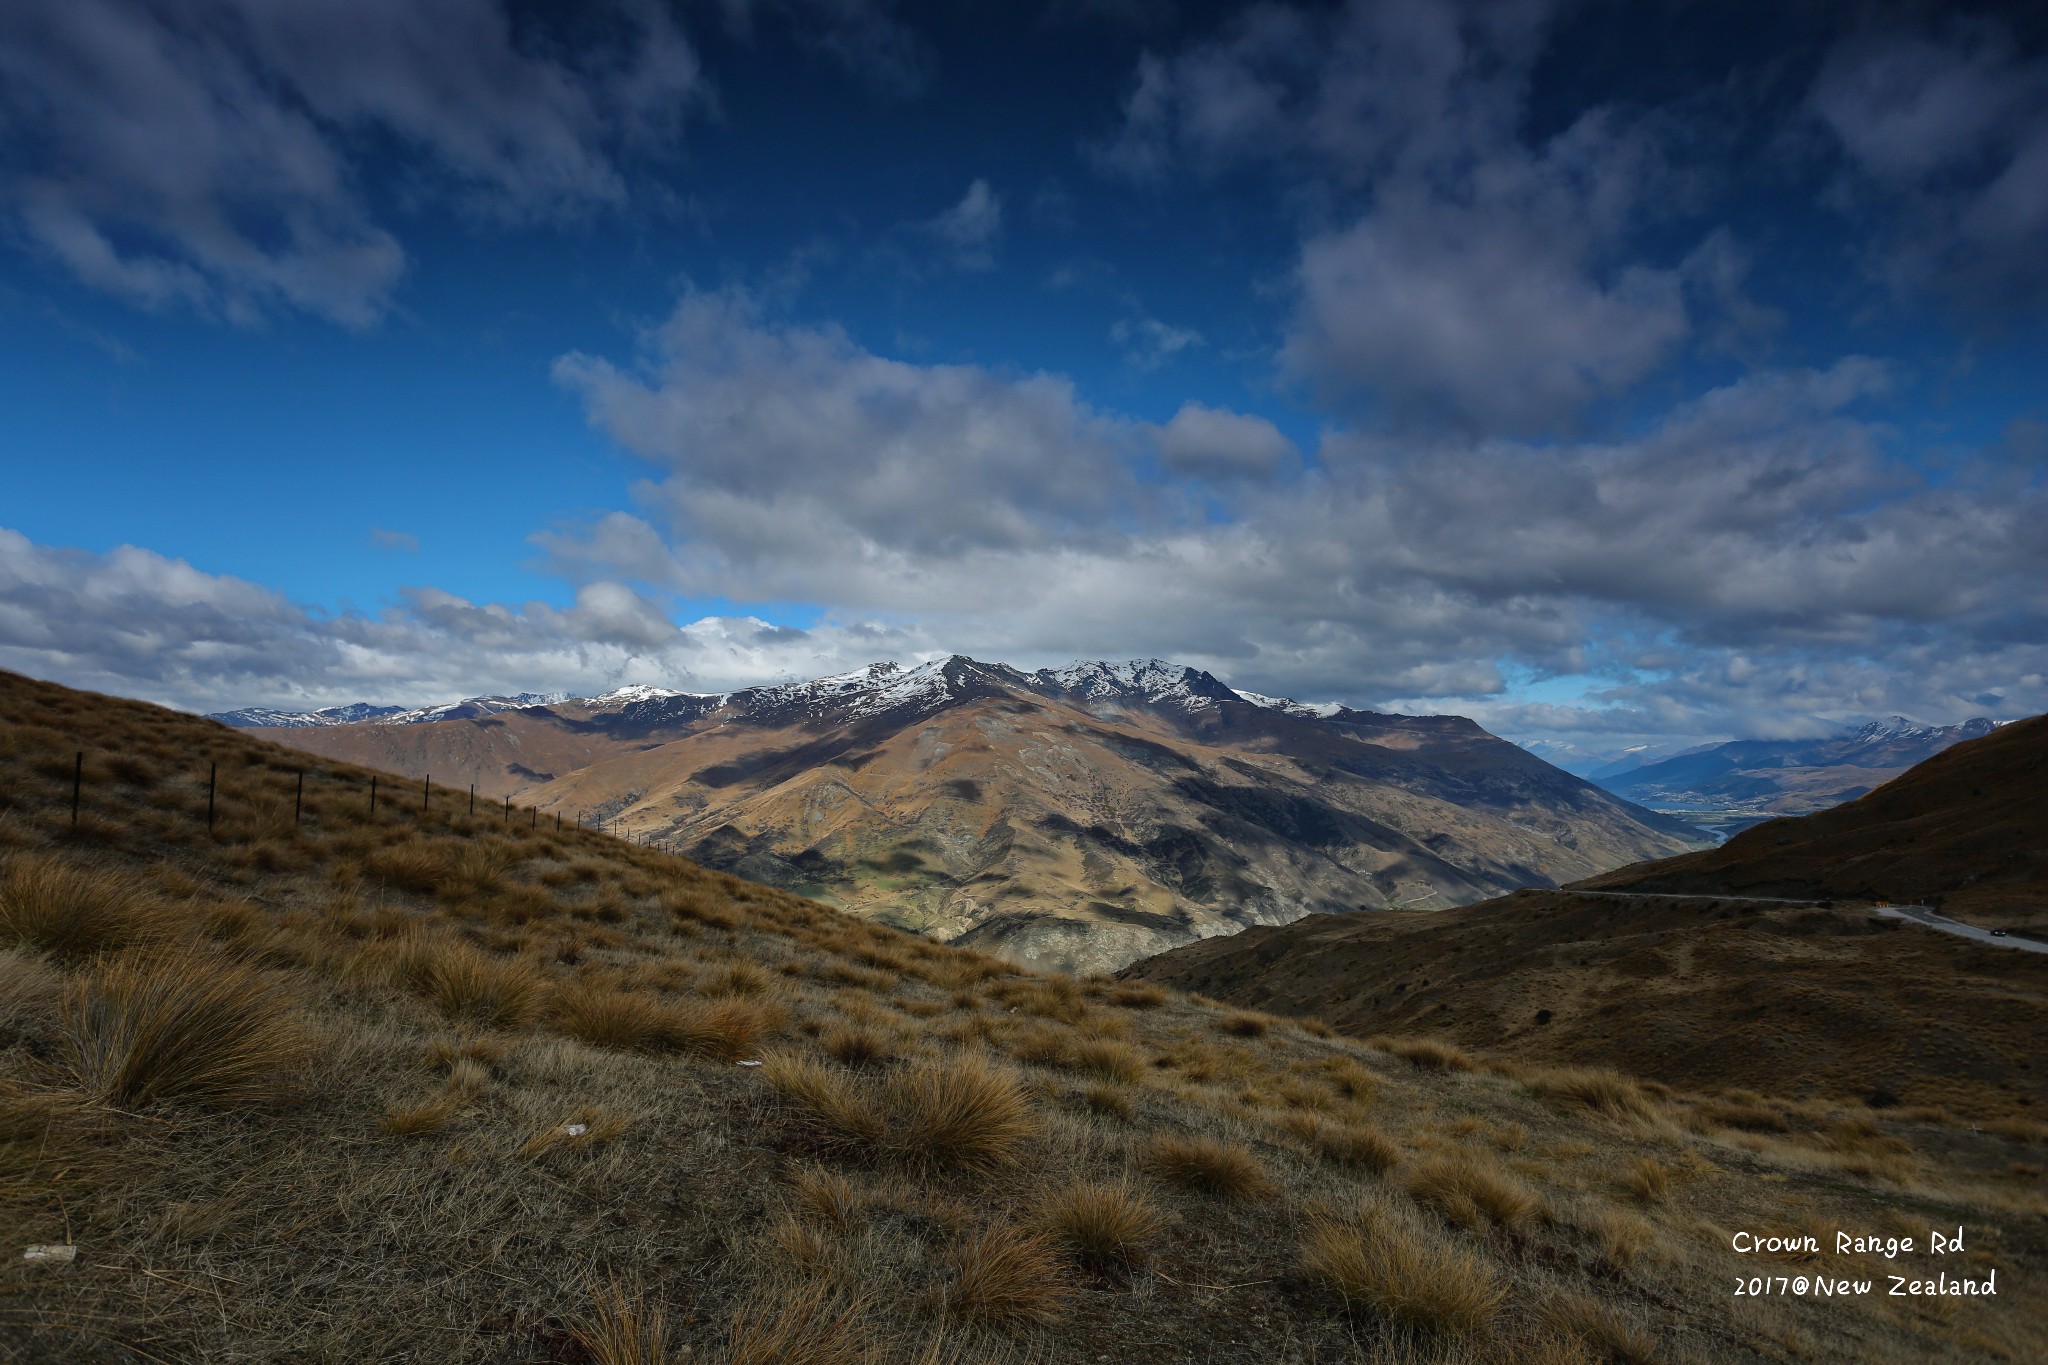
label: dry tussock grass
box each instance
[944,1223,1068,1325]
[415,941,548,1028]
[571,1280,675,1365]
[726,1288,877,1365]
[1537,1291,1659,1364]
[1037,1180,1161,1272]
[1143,1134,1275,1199]
[64,948,312,1107]
[1526,1066,1659,1120]
[1377,1036,1476,1072]
[0,853,167,959]
[1405,1151,1546,1235]
[1300,1210,1502,1335]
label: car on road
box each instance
[1991,929,2008,937]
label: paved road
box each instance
[1565,888,2048,954]
[1870,904,2048,955]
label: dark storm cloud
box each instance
[0,0,703,324]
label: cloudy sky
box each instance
[3,0,2045,756]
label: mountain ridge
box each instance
[235,654,1700,972]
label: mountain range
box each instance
[1587,715,2002,836]
[220,656,1700,972]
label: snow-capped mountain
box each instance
[210,702,409,728]
[237,652,1699,972]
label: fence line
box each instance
[46,748,661,857]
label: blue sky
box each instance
[2,0,2045,755]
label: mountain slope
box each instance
[1126,713,2048,1118]
[246,657,1699,972]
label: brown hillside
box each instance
[1127,714,2048,1121]
[3,667,2044,1361]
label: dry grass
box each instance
[1405,1152,1545,1235]
[726,1289,876,1365]
[1307,1119,1401,1174]
[1537,1292,1659,1364]
[571,1280,675,1365]
[1526,1065,1659,1120]
[1037,1181,1161,1272]
[64,948,312,1108]
[1623,1155,1671,1202]
[1378,1036,1476,1072]
[417,942,548,1028]
[1300,1213,1502,1335]
[552,983,673,1052]
[944,1223,1068,1325]
[1143,1134,1276,1199]
[888,1053,1039,1171]
[0,853,165,958]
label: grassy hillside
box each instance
[1,668,2042,1362]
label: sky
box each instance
[2,0,2045,758]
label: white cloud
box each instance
[921,178,1004,271]
[1153,402,1296,480]
[1111,316,1203,370]
[0,0,704,325]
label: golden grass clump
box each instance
[1526,1066,1658,1120]
[1219,1011,1270,1037]
[725,1290,875,1365]
[1038,1181,1161,1272]
[944,1223,1068,1325]
[662,997,768,1061]
[379,1090,463,1137]
[552,984,672,1052]
[418,943,548,1029]
[764,1052,1038,1171]
[888,1053,1040,1171]
[65,949,312,1108]
[570,1281,674,1365]
[0,854,165,959]
[1537,1291,1659,1364]
[1405,1153,1545,1235]
[1623,1156,1670,1203]
[823,1024,892,1068]
[763,1053,890,1147]
[1311,1120,1401,1174]
[1300,1214,1502,1336]
[1378,1036,1476,1072]
[1143,1134,1276,1200]
[1107,980,1167,1009]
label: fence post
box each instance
[530,807,536,830]
[469,783,476,816]
[72,752,82,825]
[423,774,430,812]
[295,771,303,826]
[503,794,510,823]
[370,775,377,815]
[207,762,216,832]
